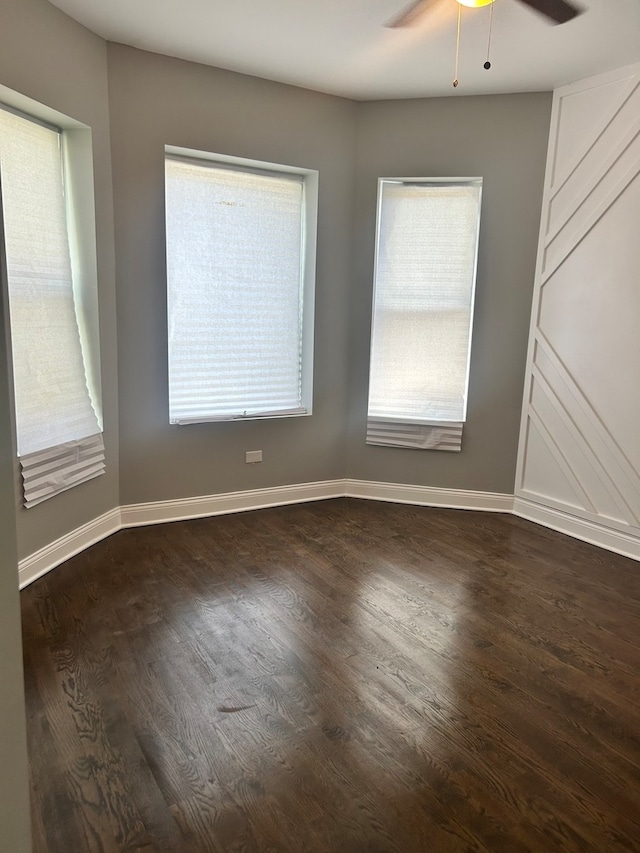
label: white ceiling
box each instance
[47,0,640,100]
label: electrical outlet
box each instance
[245,450,263,464]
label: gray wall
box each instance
[0,0,118,561]
[348,94,552,494]
[108,47,551,508]
[108,45,356,504]
[1,9,551,543]
[0,226,31,852]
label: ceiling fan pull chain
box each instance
[453,2,461,87]
[484,0,494,69]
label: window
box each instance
[164,148,317,424]
[367,178,482,451]
[0,102,103,507]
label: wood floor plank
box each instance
[22,498,640,852]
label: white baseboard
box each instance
[20,482,346,589]
[120,479,346,527]
[19,482,639,589]
[18,507,122,589]
[346,479,514,512]
[513,497,640,562]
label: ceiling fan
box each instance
[388,0,583,28]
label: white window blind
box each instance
[367,179,482,452]
[165,154,312,424]
[0,107,104,507]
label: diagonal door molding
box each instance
[517,61,640,542]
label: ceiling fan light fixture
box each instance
[456,0,496,7]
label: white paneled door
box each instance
[516,63,640,557]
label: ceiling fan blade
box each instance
[516,0,582,24]
[386,0,441,28]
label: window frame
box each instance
[164,145,318,425]
[0,88,104,506]
[366,176,483,451]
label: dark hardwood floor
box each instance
[21,498,640,852]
